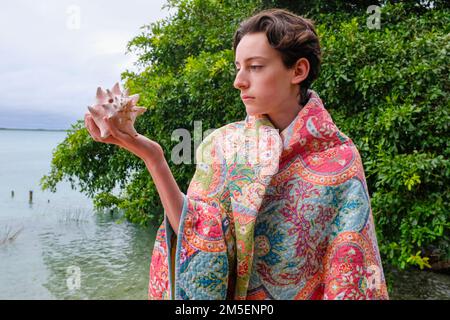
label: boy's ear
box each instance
[291,58,310,85]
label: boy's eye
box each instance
[234,65,264,73]
[235,66,263,73]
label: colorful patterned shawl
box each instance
[148,90,389,300]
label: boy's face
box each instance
[233,32,301,117]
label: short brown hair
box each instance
[233,9,321,106]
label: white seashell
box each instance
[87,82,146,139]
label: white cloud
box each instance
[0,0,174,129]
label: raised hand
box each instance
[84,112,164,167]
[84,84,183,235]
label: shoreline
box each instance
[0,127,68,132]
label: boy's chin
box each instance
[245,105,263,117]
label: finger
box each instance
[86,115,103,142]
[103,117,133,143]
[84,113,90,129]
[84,114,95,135]
[87,116,101,137]
[84,113,95,134]
[85,114,122,146]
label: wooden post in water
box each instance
[29,190,33,203]
[11,190,14,198]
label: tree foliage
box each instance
[41,0,449,269]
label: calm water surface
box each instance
[0,129,157,299]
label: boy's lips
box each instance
[241,95,255,100]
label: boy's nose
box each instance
[233,75,249,90]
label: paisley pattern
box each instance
[148,90,389,300]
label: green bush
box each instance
[41,0,449,268]
[313,3,450,269]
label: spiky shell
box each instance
[87,82,146,138]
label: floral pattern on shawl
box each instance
[148,90,389,300]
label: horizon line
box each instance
[0,127,68,132]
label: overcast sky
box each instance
[0,0,173,129]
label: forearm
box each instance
[85,114,184,232]
[144,156,183,235]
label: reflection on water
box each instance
[40,210,157,300]
[0,203,158,300]
[0,129,159,300]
